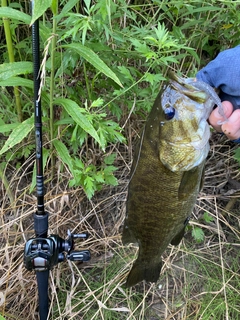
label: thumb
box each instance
[208,101,233,132]
[221,109,240,140]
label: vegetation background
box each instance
[0,0,239,319]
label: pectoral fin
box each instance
[171,217,190,246]
[199,166,205,191]
[170,227,185,245]
[178,165,204,200]
[122,223,137,245]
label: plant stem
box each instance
[49,31,57,169]
[49,0,58,175]
[1,0,22,123]
[0,166,15,207]
[83,62,92,102]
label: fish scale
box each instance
[122,73,215,287]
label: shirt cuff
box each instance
[231,137,240,143]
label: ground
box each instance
[0,131,239,320]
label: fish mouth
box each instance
[168,71,212,103]
[170,76,208,104]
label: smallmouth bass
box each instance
[122,72,216,287]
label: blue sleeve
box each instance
[196,46,240,108]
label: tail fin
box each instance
[125,259,162,287]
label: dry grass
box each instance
[0,131,240,320]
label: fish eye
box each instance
[164,106,175,120]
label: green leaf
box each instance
[185,48,200,65]
[0,62,32,81]
[62,43,123,88]
[91,98,104,108]
[0,77,33,88]
[51,0,58,15]
[192,227,204,243]
[234,147,240,163]
[104,153,116,165]
[30,0,52,25]
[144,73,165,85]
[53,139,74,174]
[190,6,221,14]
[0,117,34,156]
[0,7,31,24]
[203,212,214,223]
[54,98,102,148]
[117,66,133,82]
[131,39,152,57]
[94,172,105,183]
[0,123,19,133]
[84,176,95,199]
[55,0,80,21]
[74,158,84,170]
[104,173,118,186]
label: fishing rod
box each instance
[23,2,90,319]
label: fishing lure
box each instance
[186,79,228,124]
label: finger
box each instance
[208,101,234,132]
[221,109,240,140]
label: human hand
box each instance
[208,101,240,141]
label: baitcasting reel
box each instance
[24,230,91,271]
